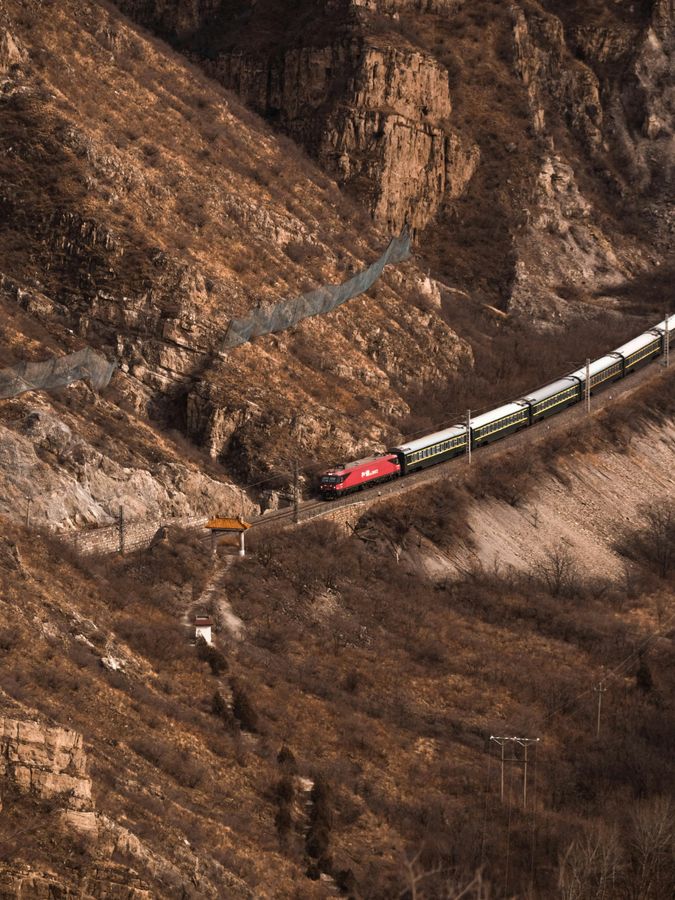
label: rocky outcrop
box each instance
[0,28,25,72]
[0,716,193,897]
[113,0,673,320]
[213,38,474,231]
[0,407,252,530]
[510,154,625,316]
[0,717,96,836]
[512,4,603,149]
[619,0,674,191]
[352,0,465,12]
[0,866,152,899]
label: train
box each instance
[318,315,673,498]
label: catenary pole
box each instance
[118,505,125,555]
[585,358,591,414]
[467,410,472,466]
[665,311,670,368]
[293,459,299,524]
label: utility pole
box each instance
[466,409,472,466]
[118,505,125,555]
[490,736,508,802]
[490,736,540,808]
[292,459,299,525]
[25,498,32,529]
[521,740,540,809]
[585,358,591,414]
[664,311,670,368]
[594,681,607,738]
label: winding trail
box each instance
[186,553,245,641]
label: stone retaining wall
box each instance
[68,515,207,556]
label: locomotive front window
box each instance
[321,476,343,484]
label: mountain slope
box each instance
[0,0,472,528]
[115,0,674,310]
[0,376,673,897]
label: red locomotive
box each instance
[318,454,401,498]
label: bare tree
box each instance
[616,501,675,579]
[399,849,490,900]
[640,502,674,579]
[629,796,674,900]
[535,542,580,598]
[558,824,623,900]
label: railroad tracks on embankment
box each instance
[249,359,673,533]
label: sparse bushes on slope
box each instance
[230,676,259,733]
[615,501,675,580]
[130,735,207,789]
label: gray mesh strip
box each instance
[221,229,411,351]
[0,347,116,400]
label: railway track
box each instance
[249,358,672,532]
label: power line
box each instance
[542,607,675,725]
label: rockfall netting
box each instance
[221,229,411,351]
[0,347,116,400]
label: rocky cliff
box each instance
[0,716,152,898]
[0,0,472,530]
[209,35,476,233]
[115,0,673,308]
[0,0,670,535]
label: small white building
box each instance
[194,615,213,645]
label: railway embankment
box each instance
[254,359,674,534]
[272,360,674,586]
[406,417,675,582]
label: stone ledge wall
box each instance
[68,515,207,556]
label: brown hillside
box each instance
[0,372,673,897]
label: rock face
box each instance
[211,37,474,232]
[0,717,96,832]
[2,0,672,529]
[0,405,252,530]
[116,0,673,308]
[115,0,479,233]
[0,0,474,526]
[512,5,603,149]
[0,716,173,897]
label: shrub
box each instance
[116,618,189,664]
[275,803,292,840]
[615,501,674,579]
[230,677,259,733]
[196,637,229,675]
[130,735,207,788]
[211,689,237,732]
[0,627,20,652]
[277,744,297,771]
[275,775,295,804]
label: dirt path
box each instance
[186,554,246,641]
